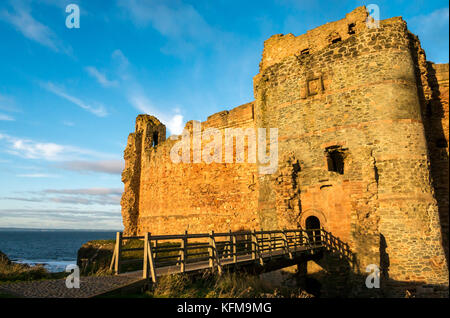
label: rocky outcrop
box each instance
[76,240,114,275]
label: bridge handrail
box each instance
[110,227,329,282]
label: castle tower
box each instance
[121,115,166,236]
[253,6,448,296]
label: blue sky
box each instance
[0,0,448,230]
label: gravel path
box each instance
[0,272,143,298]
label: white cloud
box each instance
[85,66,119,87]
[3,188,122,206]
[408,8,449,63]
[0,133,116,162]
[110,49,185,134]
[0,1,69,53]
[128,93,184,135]
[16,173,59,178]
[0,208,123,230]
[0,113,14,121]
[0,94,20,113]
[117,0,222,56]
[44,188,123,195]
[55,160,125,175]
[112,49,130,69]
[40,82,108,117]
[62,121,75,127]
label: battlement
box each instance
[259,6,406,72]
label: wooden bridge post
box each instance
[209,231,222,274]
[228,230,233,259]
[268,232,272,258]
[282,229,293,259]
[180,230,187,273]
[251,230,256,260]
[114,232,122,275]
[147,233,157,283]
[232,233,237,264]
[143,232,149,279]
[209,232,213,269]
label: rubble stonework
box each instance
[120,6,449,297]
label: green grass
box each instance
[0,256,66,284]
[99,270,313,298]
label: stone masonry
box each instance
[120,7,449,297]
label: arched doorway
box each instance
[305,216,321,245]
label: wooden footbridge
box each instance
[0,228,353,298]
[109,228,353,283]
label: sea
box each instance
[0,228,117,272]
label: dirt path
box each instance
[0,271,143,298]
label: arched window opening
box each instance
[305,216,321,245]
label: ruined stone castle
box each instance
[120,7,449,297]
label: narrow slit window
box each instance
[152,131,159,147]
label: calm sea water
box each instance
[0,229,117,272]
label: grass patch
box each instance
[101,270,313,298]
[0,251,66,284]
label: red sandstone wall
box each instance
[136,102,260,235]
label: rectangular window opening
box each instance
[301,48,310,55]
[331,37,342,44]
[325,147,345,174]
[348,23,356,35]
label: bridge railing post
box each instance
[114,232,122,275]
[147,233,157,283]
[209,231,214,269]
[251,230,256,260]
[269,232,272,258]
[180,230,187,273]
[209,230,222,274]
[232,233,237,263]
[228,230,233,259]
[143,232,149,279]
[282,229,293,259]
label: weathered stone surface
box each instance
[120,6,449,297]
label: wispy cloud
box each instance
[111,49,185,134]
[0,1,70,54]
[408,7,449,63]
[16,173,59,178]
[85,66,119,87]
[117,0,221,56]
[0,208,122,230]
[0,94,20,113]
[62,120,75,127]
[55,160,124,175]
[40,82,108,117]
[0,113,14,121]
[44,188,123,196]
[129,93,184,134]
[0,133,116,162]
[3,187,122,206]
